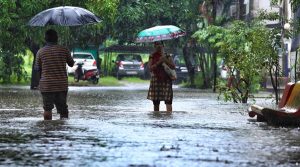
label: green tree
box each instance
[272,0,300,11]
[194,21,278,103]
[0,0,119,85]
[110,0,202,44]
[192,25,224,88]
[111,0,207,87]
[192,0,235,89]
[257,1,293,104]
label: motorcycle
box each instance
[74,62,99,84]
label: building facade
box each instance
[246,0,296,82]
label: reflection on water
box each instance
[149,111,173,119]
[0,86,299,166]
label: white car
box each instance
[219,60,237,79]
[67,52,97,74]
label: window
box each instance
[117,54,142,62]
[73,54,94,59]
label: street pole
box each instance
[295,50,298,81]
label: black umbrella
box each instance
[28,6,101,26]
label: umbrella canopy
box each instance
[136,25,186,43]
[28,6,101,26]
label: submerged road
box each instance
[0,85,299,167]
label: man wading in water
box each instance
[35,29,74,120]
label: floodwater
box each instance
[0,84,299,167]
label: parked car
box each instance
[173,55,188,83]
[112,54,144,79]
[67,52,97,75]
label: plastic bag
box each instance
[162,63,177,80]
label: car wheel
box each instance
[74,75,80,82]
[144,62,150,79]
[173,79,179,85]
[117,72,122,80]
[140,74,146,80]
[92,78,99,84]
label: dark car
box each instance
[112,54,145,79]
[173,55,189,83]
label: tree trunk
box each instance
[212,51,217,92]
[296,51,298,81]
[199,52,208,88]
[275,65,279,105]
[211,0,217,24]
[204,55,210,88]
[269,66,279,105]
[183,43,196,87]
[26,39,40,90]
[239,0,245,20]
[241,91,248,103]
[239,78,249,103]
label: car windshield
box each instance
[73,54,94,59]
[117,54,141,62]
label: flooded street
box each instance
[0,84,299,167]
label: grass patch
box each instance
[68,76,123,86]
[67,76,147,87]
[99,76,123,86]
[121,77,149,83]
[68,76,149,86]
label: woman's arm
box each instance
[150,53,175,70]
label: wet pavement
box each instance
[0,84,299,167]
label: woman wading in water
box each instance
[147,41,175,112]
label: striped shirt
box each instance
[35,43,74,92]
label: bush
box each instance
[180,73,204,88]
[0,52,28,83]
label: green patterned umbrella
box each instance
[136,25,185,43]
